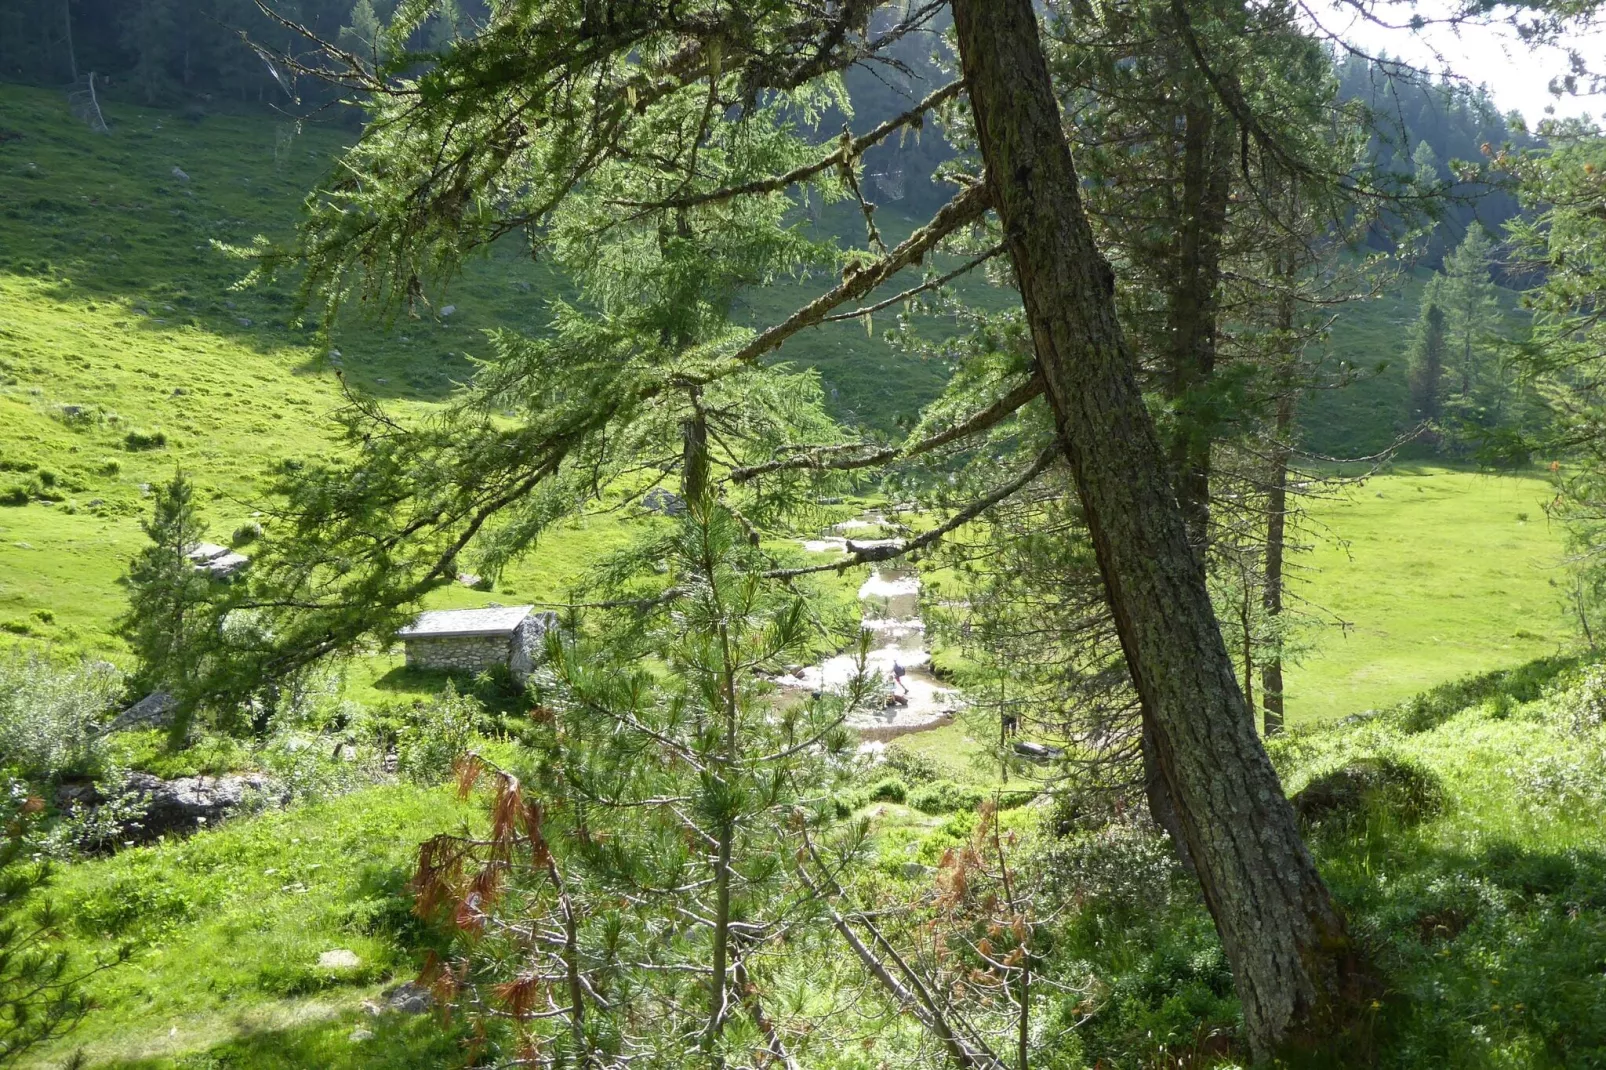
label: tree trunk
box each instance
[951,1,1359,1058]
[1164,98,1233,546]
[1261,372,1294,737]
[62,0,77,84]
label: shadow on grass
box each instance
[1380,651,1587,734]
[96,1007,465,1070]
[1318,826,1606,1069]
[368,663,529,721]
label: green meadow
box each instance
[1286,467,1569,722]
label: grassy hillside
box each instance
[0,88,1572,717]
[0,87,875,676]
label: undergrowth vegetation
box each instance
[11,650,1602,1068]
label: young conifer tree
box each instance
[0,790,99,1067]
[414,499,872,1066]
[119,470,212,712]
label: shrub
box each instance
[230,520,263,547]
[0,652,123,781]
[909,780,984,815]
[865,776,908,803]
[0,485,28,507]
[122,429,167,451]
[881,743,939,783]
[396,683,482,785]
[1560,663,1606,734]
[1033,820,1185,917]
[26,477,63,503]
[1516,747,1606,810]
[1292,755,1445,829]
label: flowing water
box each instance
[779,518,962,740]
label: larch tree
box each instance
[948,0,1364,1056]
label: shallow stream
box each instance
[779,517,962,740]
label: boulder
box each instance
[382,981,434,1014]
[171,166,190,182]
[1013,740,1064,762]
[318,949,361,969]
[57,770,278,843]
[202,552,249,580]
[641,487,686,516]
[186,542,229,563]
[129,772,277,838]
[110,691,175,731]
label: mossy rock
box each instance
[1292,756,1445,828]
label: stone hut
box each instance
[186,542,249,580]
[396,605,556,679]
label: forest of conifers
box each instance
[6,2,1606,1068]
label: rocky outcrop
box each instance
[109,691,176,731]
[59,771,280,843]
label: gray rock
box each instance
[58,770,279,843]
[438,304,455,317]
[110,691,176,731]
[186,542,229,563]
[171,166,190,182]
[318,949,361,969]
[900,862,931,879]
[382,981,434,1014]
[349,1028,374,1042]
[224,300,236,310]
[130,772,276,837]
[202,552,249,580]
[1012,741,1063,762]
[641,487,686,516]
[235,316,252,328]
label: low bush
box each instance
[1291,755,1446,829]
[880,742,940,783]
[230,520,263,547]
[0,484,29,507]
[0,652,123,781]
[909,780,983,814]
[864,776,907,803]
[122,429,167,451]
[396,682,482,785]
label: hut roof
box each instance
[397,605,535,640]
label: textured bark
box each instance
[951,1,1357,1058]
